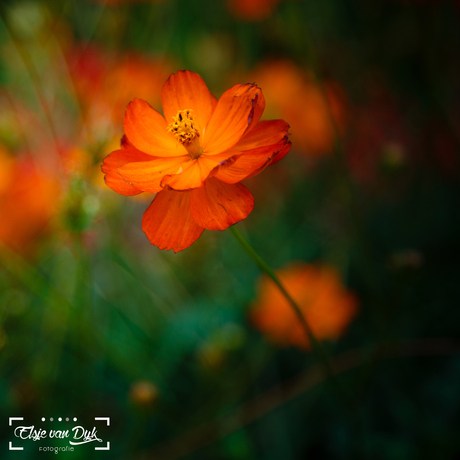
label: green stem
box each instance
[229,226,352,410]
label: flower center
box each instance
[167,109,203,159]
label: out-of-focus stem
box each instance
[144,337,460,460]
[229,225,352,410]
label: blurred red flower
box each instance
[250,263,358,350]
[345,83,412,184]
[228,0,281,20]
[102,70,290,252]
[250,60,346,157]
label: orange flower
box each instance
[250,60,346,157]
[250,263,358,349]
[0,148,60,254]
[102,70,290,252]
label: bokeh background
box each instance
[0,0,460,458]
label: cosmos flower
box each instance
[250,263,358,349]
[102,70,290,252]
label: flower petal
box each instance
[161,151,238,191]
[117,155,190,193]
[101,147,152,195]
[230,120,289,152]
[160,159,202,190]
[245,88,265,134]
[124,98,186,157]
[203,84,264,155]
[142,190,205,253]
[120,134,134,149]
[212,141,291,184]
[161,70,216,134]
[190,177,254,231]
[246,142,291,178]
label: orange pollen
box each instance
[167,109,199,143]
[167,109,203,159]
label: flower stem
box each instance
[229,225,352,410]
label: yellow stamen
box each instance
[167,109,203,159]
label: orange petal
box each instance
[117,155,189,193]
[120,134,134,149]
[203,84,264,155]
[161,151,238,191]
[246,142,291,179]
[142,190,205,253]
[230,120,289,152]
[245,89,265,134]
[161,70,216,134]
[190,177,254,231]
[124,98,186,157]
[160,159,202,190]
[212,141,290,184]
[101,147,152,196]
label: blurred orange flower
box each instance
[228,0,281,20]
[250,263,358,349]
[250,60,346,157]
[60,146,93,177]
[100,54,173,126]
[102,70,290,252]
[91,0,166,4]
[129,380,159,408]
[68,46,173,138]
[0,148,60,253]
